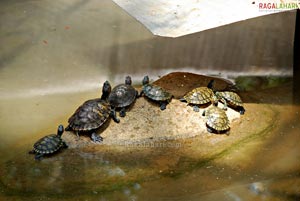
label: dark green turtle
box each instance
[180,80,218,112]
[29,125,67,160]
[140,76,173,110]
[65,81,120,142]
[108,76,138,117]
[202,106,230,134]
[215,91,245,114]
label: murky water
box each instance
[1,1,299,200]
[1,78,299,201]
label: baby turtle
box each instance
[215,91,245,114]
[202,106,230,134]
[29,125,68,160]
[108,76,138,117]
[140,76,173,110]
[65,81,120,142]
[180,80,217,112]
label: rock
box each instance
[153,72,234,98]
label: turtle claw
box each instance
[91,133,103,143]
[28,150,35,154]
[239,107,245,115]
[193,106,200,112]
[160,102,167,110]
[207,127,213,133]
[119,108,126,117]
[34,153,43,160]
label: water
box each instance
[1,78,299,200]
[1,0,299,200]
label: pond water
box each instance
[0,77,299,201]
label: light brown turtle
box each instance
[180,80,217,112]
[202,106,230,134]
[215,91,245,114]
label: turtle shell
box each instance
[33,134,64,154]
[67,98,111,131]
[143,84,172,101]
[216,91,243,107]
[205,106,230,131]
[108,84,136,108]
[183,87,214,105]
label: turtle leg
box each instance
[160,102,167,110]
[75,131,80,140]
[139,90,144,97]
[65,125,72,131]
[35,153,44,160]
[207,127,214,133]
[119,107,126,117]
[221,98,228,111]
[110,108,120,123]
[28,150,35,154]
[239,107,245,115]
[135,90,139,98]
[193,105,200,112]
[91,132,103,143]
[202,110,206,116]
[62,141,68,149]
[179,97,186,102]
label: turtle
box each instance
[202,106,230,134]
[65,81,120,142]
[180,80,218,112]
[215,91,245,114]
[108,76,138,117]
[29,125,68,160]
[140,75,173,110]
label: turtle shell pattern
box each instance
[143,84,172,101]
[184,87,214,105]
[68,98,111,131]
[216,91,243,107]
[108,84,136,108]
[33,134,64,154]
[205,106,230,131]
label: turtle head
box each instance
[101,81,111,100]
[207,79,215,89]
[125,76,132,85]
[57,125,64,136]
[211,94,219,106]
[142,76,149,85]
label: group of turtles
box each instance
[29,75,245,160]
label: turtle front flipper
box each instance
[110,108,120,123]
[91,132,103,143]
[119,107,126,117]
